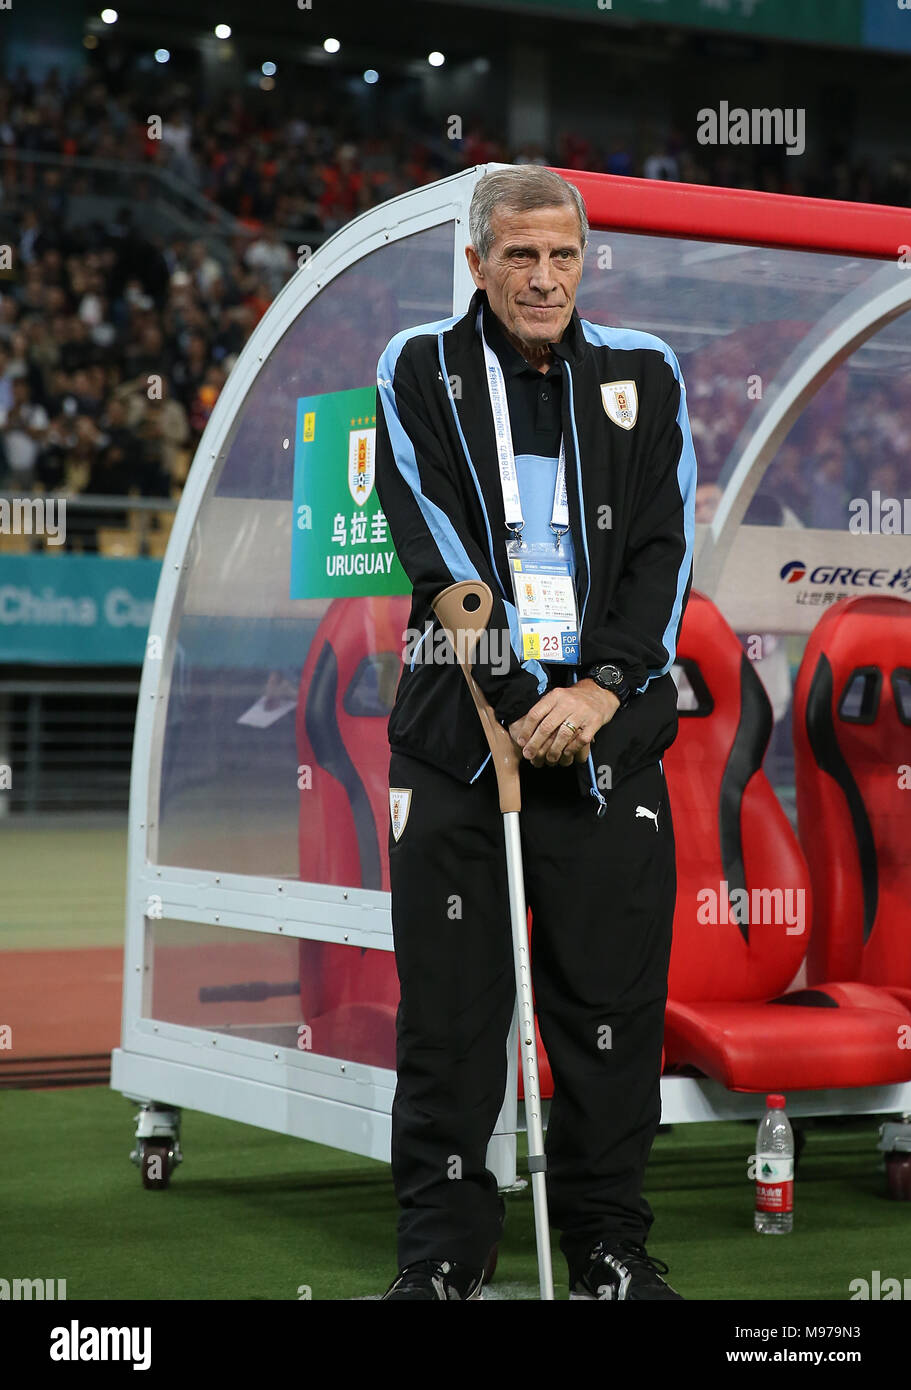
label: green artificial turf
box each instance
[0,823,128,951]
[2,1087,908,1301]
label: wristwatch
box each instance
[586,662,631,709]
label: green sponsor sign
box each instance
[290,386,410,599]
[0,554,161,664]
[448,0,862,49]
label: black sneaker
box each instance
[382,1259,485,1300]
[569,1239,683,1301]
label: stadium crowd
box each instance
[1,67,910,549]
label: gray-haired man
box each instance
[375,167,696,1300]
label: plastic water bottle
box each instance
[754,1094,794,1233]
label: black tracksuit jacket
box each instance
[374,286,697,811]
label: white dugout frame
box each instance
[112,165,911,1181]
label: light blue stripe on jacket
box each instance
[579,320,697,689]
[377,319,548,694]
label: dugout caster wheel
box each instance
[884,1154,911,1200]
[141,1142,173,1190]
[877,1117,911,1199]
[129,1102,183,1191]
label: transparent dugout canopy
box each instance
[136,182,911,1066]
[155,222,455,877]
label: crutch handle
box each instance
[431,580,522,814]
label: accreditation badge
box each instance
[507,539,580,665]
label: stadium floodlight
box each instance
[100,7,118,21]
[363,69,379,84]
[262,61,277,76]
[323,38,341,54]
[155,49,170,65]
[428,51,445,67]
[215,24,232,40]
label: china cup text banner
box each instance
[290,387,409,599]
[0,554,160,663]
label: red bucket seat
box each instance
[793,594,911,1016]
[661,592,911,1092]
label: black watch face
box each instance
[597,664,623,687]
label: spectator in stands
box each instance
[159,108,196,185]
[0,297,18,347]
[0,344,16,413]
[138,377,189,490]
[809,443,849,530]
[69,415,104,483]
[243,224,294,296]
[605,141,634,177]
[98,396,134,465]
[20,315,59,391]
[360,133,399,198]
[318,143,368,232]
[0,377,48,490]
[107,207,170,311]
[459,124,499,167]
[15,263,49,315]
[514,142,548,166]
[123,321,171,383]
[67,366,105,418]
[844,428,876,502]
[33,411,72,494]
[9,327,46,403]
[207,284,253,364]
[643,137,680,181]
[867,455,903,509]
[555,130,593,170]
[17,208,44,264]
[188,240,224,298]
[765,442,811,525]
[102,394,170,499]
[188,364,225,437]
[78,420,136,549]
[169,331,210,411]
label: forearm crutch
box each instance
[431,579,555,1302]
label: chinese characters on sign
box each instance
[793,567,911,605]
[290,386,409,598]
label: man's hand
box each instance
[508,679,621,768]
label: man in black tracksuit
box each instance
[374,168,696,1300]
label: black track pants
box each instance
[387,747,676,1272]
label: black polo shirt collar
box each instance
[481,296,566,378]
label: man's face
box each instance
[466,203,584,350]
